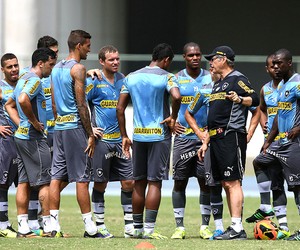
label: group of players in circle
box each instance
[0,29,300,241]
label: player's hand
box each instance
[161,116,176,132]
[173,122,186,135]
[87,69,102,80]
[198,130,208,142]
[30,120,44,133]
[262,141,271,154]
[288,126,300,140]
[225,91,242,103]
[85,135,95,158]
[0,125,13,138]
[247,131,253,143]
[93,127,104,139]
[122,137,132,159]
[198,143,208,162]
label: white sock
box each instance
[0,221,8,230]
[82,212,97,235]
[144,222,155,234]
[28,219,40,230]
[214,219,224,231]
[50,210,61,232]
[17,214,31,234]
[43,215,51,233]
[231,217,242,232]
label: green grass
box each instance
[3,195,300,249]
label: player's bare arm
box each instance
[72,63,95,157]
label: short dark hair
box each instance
[98,45,118,60]
[265,54,274,66]
[274,48,292,62]
[32,48,56,67]
[183,42,200,54]
[67,30,91,50]
[37,36,58,49]
[1,53,17,67]
[152,43,174,62]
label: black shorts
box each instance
[253,147,285,191]
[172,137,205,180]
[210,131,246,182]
[255,136,300,188]
[132,138,171,181]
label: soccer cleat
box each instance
[143,231,168,239]
[17,231,41,238]
[209,229,224,240]
[277,227,291,240]
[245,209,275,223]
[83,231,107,238]
[50,230,64,238]
[199,226,213,239]
[0,227,17,238]
[97,227,114,238]
[171,227,186,239]
[286,230,300,241]
[131,229,144,239]
[214,226,247,240]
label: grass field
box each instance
[2,194,299,250]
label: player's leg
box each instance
[132,179,147,237]
[113,142,134,237]
[170,137,193,239]
[92,181,114,238]
[120,180,134,237]
[28,188,41,232]
[203,147,224,239]
[171,179,188,239]
[144,180,166,239]
[245,154,275,223]
[0,136,18,238]
[198,178,213,239]
[270,163,290,239]
[286,186,300,241]
[142,139,170,239]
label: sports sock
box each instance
[82,212,97,235]
[273,189,288,229]
[0,187,9,230]
[92,188,106,229]
[121,189,133,230]
[231,217,242,232]
[133,213,143,230]
[210,186,224,231]
[50,210,61,232]
[17,214,31,234]
[200,190,211,226]
[42,215,51,233]
[144,209,158,234]
[28,189,39,229]
[172,190,186,227]
[255,168,272,211]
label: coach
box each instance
[189,46,259,240]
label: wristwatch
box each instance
[238,96,243,104]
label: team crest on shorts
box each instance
[2,171,8,182]
[97,168,103,178]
